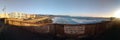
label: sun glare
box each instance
[114,9,120,18]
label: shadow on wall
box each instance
[94,19,120,40]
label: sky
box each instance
[0,0,120,17]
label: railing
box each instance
[3,18,111,38]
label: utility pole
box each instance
[2,6,7,24]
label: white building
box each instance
[9,12,27,19]
[0,13,9,18]
[0,12,37,19]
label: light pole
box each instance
[2,6,6,14]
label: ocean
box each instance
[52,17,110,24]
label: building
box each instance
[9,12,27,19]
[0,12,37,19]
[9,12,37,19]
[26,14,36,19]
[0,13,9,18]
